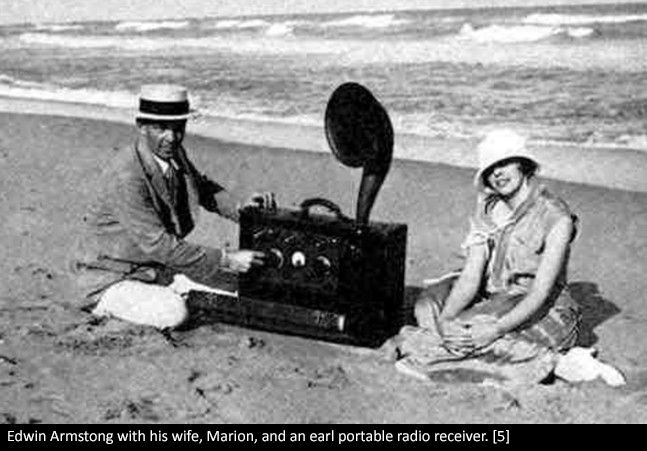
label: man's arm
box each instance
[112,172,266,281]
[185,153,276,221]
[193,172,244,222]
[111,173,227,282]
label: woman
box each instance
[394,129,582,384]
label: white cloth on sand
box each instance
[554,347,626,386]
[92,274,237,329]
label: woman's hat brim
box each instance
[474,156,540,189]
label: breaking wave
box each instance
[0,74,135,108]
[265,23,294,36]
[321,14,407,29]
[33,24,85,32]
[15,32,336,54]
[114,20,190,32]
[458,23,595,43]
[211,19,270,29]
[522,12,647,26]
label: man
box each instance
[70,84,275,328]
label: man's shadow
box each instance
[569,281,621,347]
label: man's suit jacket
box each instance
[69,139,241,305]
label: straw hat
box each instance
[474,129,539,190]
[136,84,191,121]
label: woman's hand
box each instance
[439,318,474,355]
[463,315,503,350]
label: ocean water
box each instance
[1,2,646,151]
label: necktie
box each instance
[165,160,179,199]
[165,160,193,235]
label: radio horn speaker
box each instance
[324,82,394,224]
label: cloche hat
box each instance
[136,84,191,121]
[474,128,539,190]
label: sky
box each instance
[2,0,644,25]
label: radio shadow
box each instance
[399,285,425,327]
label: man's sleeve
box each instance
[193,170,243,222]
[111,173,228,284]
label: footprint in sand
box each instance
[0,413,17,424]
[102,397,161,422]
[191,371,240,401]
[239,335,265,350]
[274,363,350,390]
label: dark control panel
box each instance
[235,205,407,347]
[246,225,343,293]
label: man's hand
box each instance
[223,250,266,273]
[242,192,277,212]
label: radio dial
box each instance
[348,244,362,260]
[314,256,333,275]
[291,251,306,268]
[268,248,284,268]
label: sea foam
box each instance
[114,20,190,32]
[0,74,135,109]
[321,14,407,29]
[33,24,85,32]
[522,12,647,25]
[458,23,594,43]
[211,19,270,29]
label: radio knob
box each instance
[253,228,277,241]
[291,251,306,268]
[284,234,298,245]
[267,248,284,269]
[348,244,362,260]
[313,256,332,275]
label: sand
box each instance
[1,110,647,424]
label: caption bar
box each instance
[6,428,510,446]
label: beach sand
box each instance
[1,110,647,424]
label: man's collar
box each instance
[151,152,181,176]
[136,135,182,175]
[152,153,170,175]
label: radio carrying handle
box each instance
[299,197,351,222]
